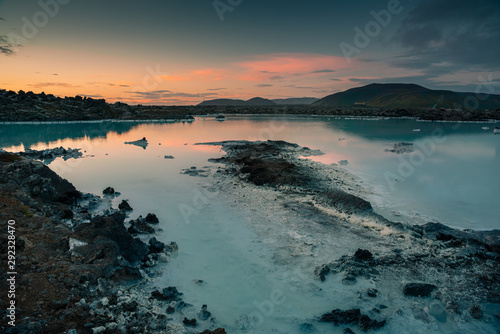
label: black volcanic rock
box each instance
[145,213,159,224]
[118,200,133,211]
[319,308,386,331]
[74,212,148,263]
[403,283,437,297]
[103,187,115,195]
[151,287,183,302]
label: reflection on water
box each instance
[0,121,139,149]
[1,116,498,230]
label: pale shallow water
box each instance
[2,115,496,229]
[1,116,499,332]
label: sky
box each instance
[0,0,499,105]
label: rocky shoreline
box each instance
[1,89,499,122]
[0,151,226,333]
[197,140,500,333]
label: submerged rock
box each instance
[151,287,183,302]
[366,288,378,298]
[182,317,197,327]
[470,304,484,319]
[299,322,317,332]
[403,283,437,297]
[319,308,385,332]
[314,264,331,282]
[198,304,212,321]
[385,142,414,154]
[200,329,227,334]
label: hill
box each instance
[198,97,277,106]
[272,97,319,105]
[312,83,500,109]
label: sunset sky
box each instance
[1,0,499,105]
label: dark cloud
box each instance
[107,83,131,88]
[391,0,500,72]
[256,84,273,87]
[311,69,335,74]
[207,88,226,91]
[270,76,285,80]
[284,85,315,89]
[329,78,341,81]
[127,90,218,99]
[29,83,79,88]
[0,35,15,55]
[0,17,6,21]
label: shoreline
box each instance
[0,151,226,333]
[1,113,499,125]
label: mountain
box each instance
[198,97,277,106]
[246,97,277,106]
[312,83,500,109]
[272,97,319,105]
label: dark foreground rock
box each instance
[0,151,220,333]
[102,186,115,195]
[127,215,155,234]
[118,199,133,211]
[319,308,386,332]
[403,283,437,297]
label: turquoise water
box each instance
[1,116,499,332]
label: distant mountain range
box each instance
[198,97,319,106]
[272,97,319,105]
[198,97,277,106]
[199,84,500,109]
[312,83,500,109]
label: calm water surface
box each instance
[1,116,499,332]
[1,116,498,230]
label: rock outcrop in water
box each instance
[124,137,148,149]
[22,146,83,161]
